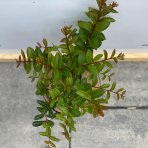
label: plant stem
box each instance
[65,34,72,61]
[69,128,72,148]
[82,0,105,52]
[82,57,112,66]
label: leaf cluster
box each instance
[16,0,125,147]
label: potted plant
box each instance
[16,0,125,147]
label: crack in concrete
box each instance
[107,106,148,110]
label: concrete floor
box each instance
[0,62,148,148]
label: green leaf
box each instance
[34,114,44,120]
[21,50,26,61]
[39,131,49,137]
[117,88,124,93]
[101,6,118,16]
[78,21,92,33]
[37,107,45,113]
[95,63,104,73]
[111,9,118,13]
[95,17,115,32]
[103,50,108,59]
[32,121,44,127]
[72,97,85,106]
[89,33,105,49]
[48,45,58,52]
[87,65,98,75]
[53,69,59,82]
[58,106,68,115]
[78,28,90,42]
[97,98,108,104]
[35,47,43,57]
[55,114,66,122]
[93,54,103,62]
[60,38,66,43]
[60,123,70,141]
[37,100,47,107]
[27,47,36,60]
[103,68,111,75]
[69,36,78,44]
[66,117,76,132]
[49,88,60,99]
[24,62,31,74]
[46,120,54,127]
[76,66,85,75]
[91,89,105,99]
[101,83,110,88]
[76,91,91,100]
[75,39,85,48]
[62,68,72,77]
[86,50,93,63]
[50,136,60,142]
[106,91,110,100]
[111,49,116,58]
[49,141,56,147]
[50,99,56,108]
[78,53,86,64]
[51,53,60,68]
[69,28,77,37]
[33,62,42,72]
[89,37,102,49]
[66,77,73,86]
[92,74,98,87]
[86,7,99,22]
[113,57,118,63]
[104,61,112,68]
[117,94,120,100]
[110,82,116,91]
[40,124,51,137]
[43,38,48,47]
[70,106,81,117]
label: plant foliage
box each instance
[16,0,125,147]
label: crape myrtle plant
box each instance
[16,0,125,147]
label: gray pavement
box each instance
[0,62,148,148]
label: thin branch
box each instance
[65,34,72,61]
[82,0,105,52]
[82,57,113,66]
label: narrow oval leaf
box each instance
[104,61,112,68]
[27,47,35,60]
[78,21,92,33]
[95,17,115,32]
[86,50,93,63]
[117,88,124,93]
[78,53,86,64]
[110,82,116,91]
[76,91,91,100]
[50,136,60,142]
[93,54,103,62]
[21,50,26,61]
[70,107,81,117]
[37,100,47,107]
[34,114,44,120]
[111,49,116,58]
[43,38,48,47]
[32,121,44,127]
[103,50,108,59]
[101,83,110,88]
[24,62,31,74]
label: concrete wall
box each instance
[0,62,148,148]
